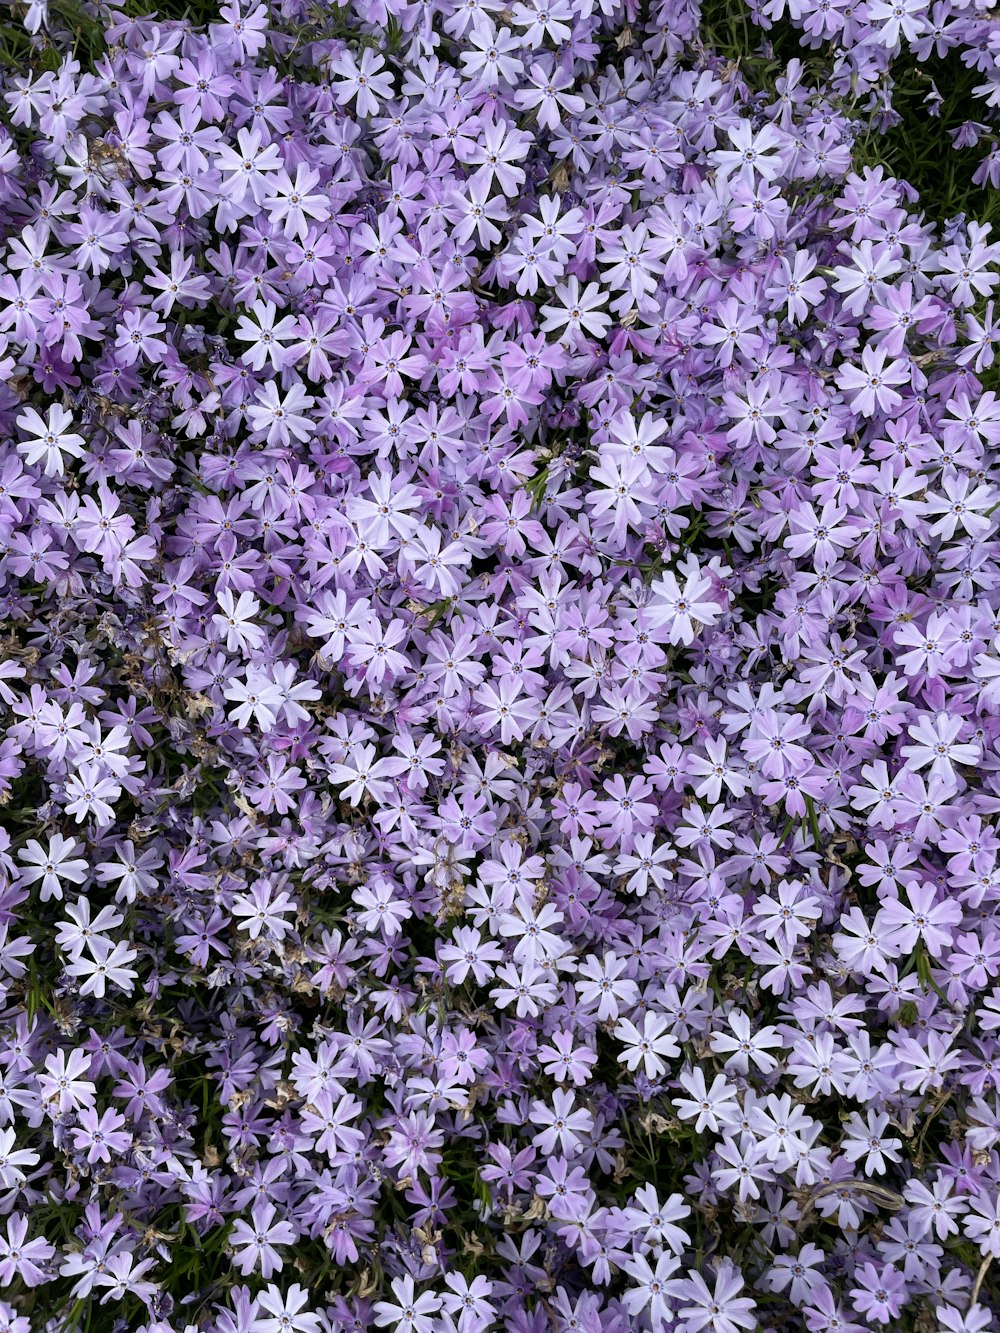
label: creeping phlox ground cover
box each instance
[3,0,1000,1330]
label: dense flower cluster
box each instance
[1,0,1000,1329]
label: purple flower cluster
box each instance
[1,0,1000,1329]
